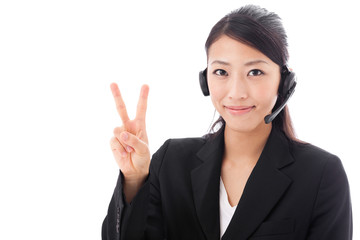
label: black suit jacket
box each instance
[102,127,352,239]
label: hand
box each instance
[109,83,150,184]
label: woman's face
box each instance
[207,35,281,133]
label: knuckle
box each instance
[113,126,125,136]
[113,127,120,135]
[110,137,120,149]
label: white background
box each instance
[0,0,358,239]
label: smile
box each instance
[224,106,255,116]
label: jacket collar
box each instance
[191,126,295,240]
[191,130,224,240]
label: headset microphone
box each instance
[264,67,297,124]
[264,80,296,124]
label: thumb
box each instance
[120,131,149,155]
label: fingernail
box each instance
[126,146,132,152]
[121,132,128,141]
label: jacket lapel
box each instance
[222,128,295,240]
[191,131,224,240]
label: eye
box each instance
[213,69,228,76]
[248,69,263,76]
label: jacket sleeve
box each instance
[102,139,171,240]
[306,155,353,239]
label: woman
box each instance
[102,5,352,240]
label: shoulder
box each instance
[290,140,342,169]
[149,136,207,173]
[289,142,352,235]
[288,140,349,189]
[153,136,207,160]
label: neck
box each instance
[223,123,272,165]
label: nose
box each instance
[228,74,248,100]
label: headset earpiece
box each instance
[280,66,296,97]
[199,68,210,96]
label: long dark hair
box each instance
[205,5,301,143]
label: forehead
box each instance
[207,35,274,65]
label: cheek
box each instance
[208,81,225,104]
[254,83,279,108]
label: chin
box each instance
[225,122,259,133]
[223,117,269,134]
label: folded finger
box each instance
[110,136,127,158]
[119,131,148,155]
[113,126,133,153]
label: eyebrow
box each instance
[210,60,230,66]
[244,60,269,66]
[210,59,269,66]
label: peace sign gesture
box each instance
[109,83,150,199]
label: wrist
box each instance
[122,173,148,203]
[123,171,148,187]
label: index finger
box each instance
[110,83,130,123]
[136,84,149,121]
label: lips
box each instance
[226,106,254,110]
[225,105,255,115]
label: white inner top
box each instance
[219,177,237,238]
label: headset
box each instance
[199,65,297,124]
